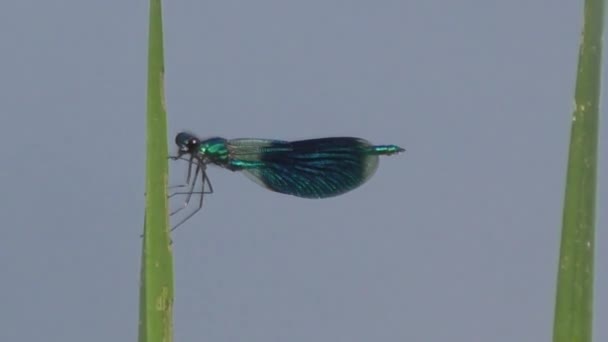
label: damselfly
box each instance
[169,132,405,230]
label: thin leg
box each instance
[169,190,212,197]
[183,155,195,184]
[169,155,195,188]
[168,172,214,197]
[170,169,213,232]
[170,162,200,217]
[168,184,191,190]
[169,178,213,197]
[168,158,214,198]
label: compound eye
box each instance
[188,138,199,147]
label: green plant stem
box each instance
[138,0,174,341]
[553,1,603,341]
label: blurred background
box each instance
[0,1,606,341]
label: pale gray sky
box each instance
[0,1,606,341]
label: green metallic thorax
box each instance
[197,138,265,171]
[198,138,231,165]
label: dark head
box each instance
[175,131,201,158]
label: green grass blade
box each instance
[553,1,603,341]
[138,0,174,341]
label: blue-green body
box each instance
[174,132,404,198]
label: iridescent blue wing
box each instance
[226,138,380,198]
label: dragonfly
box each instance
[169,131,405,230]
